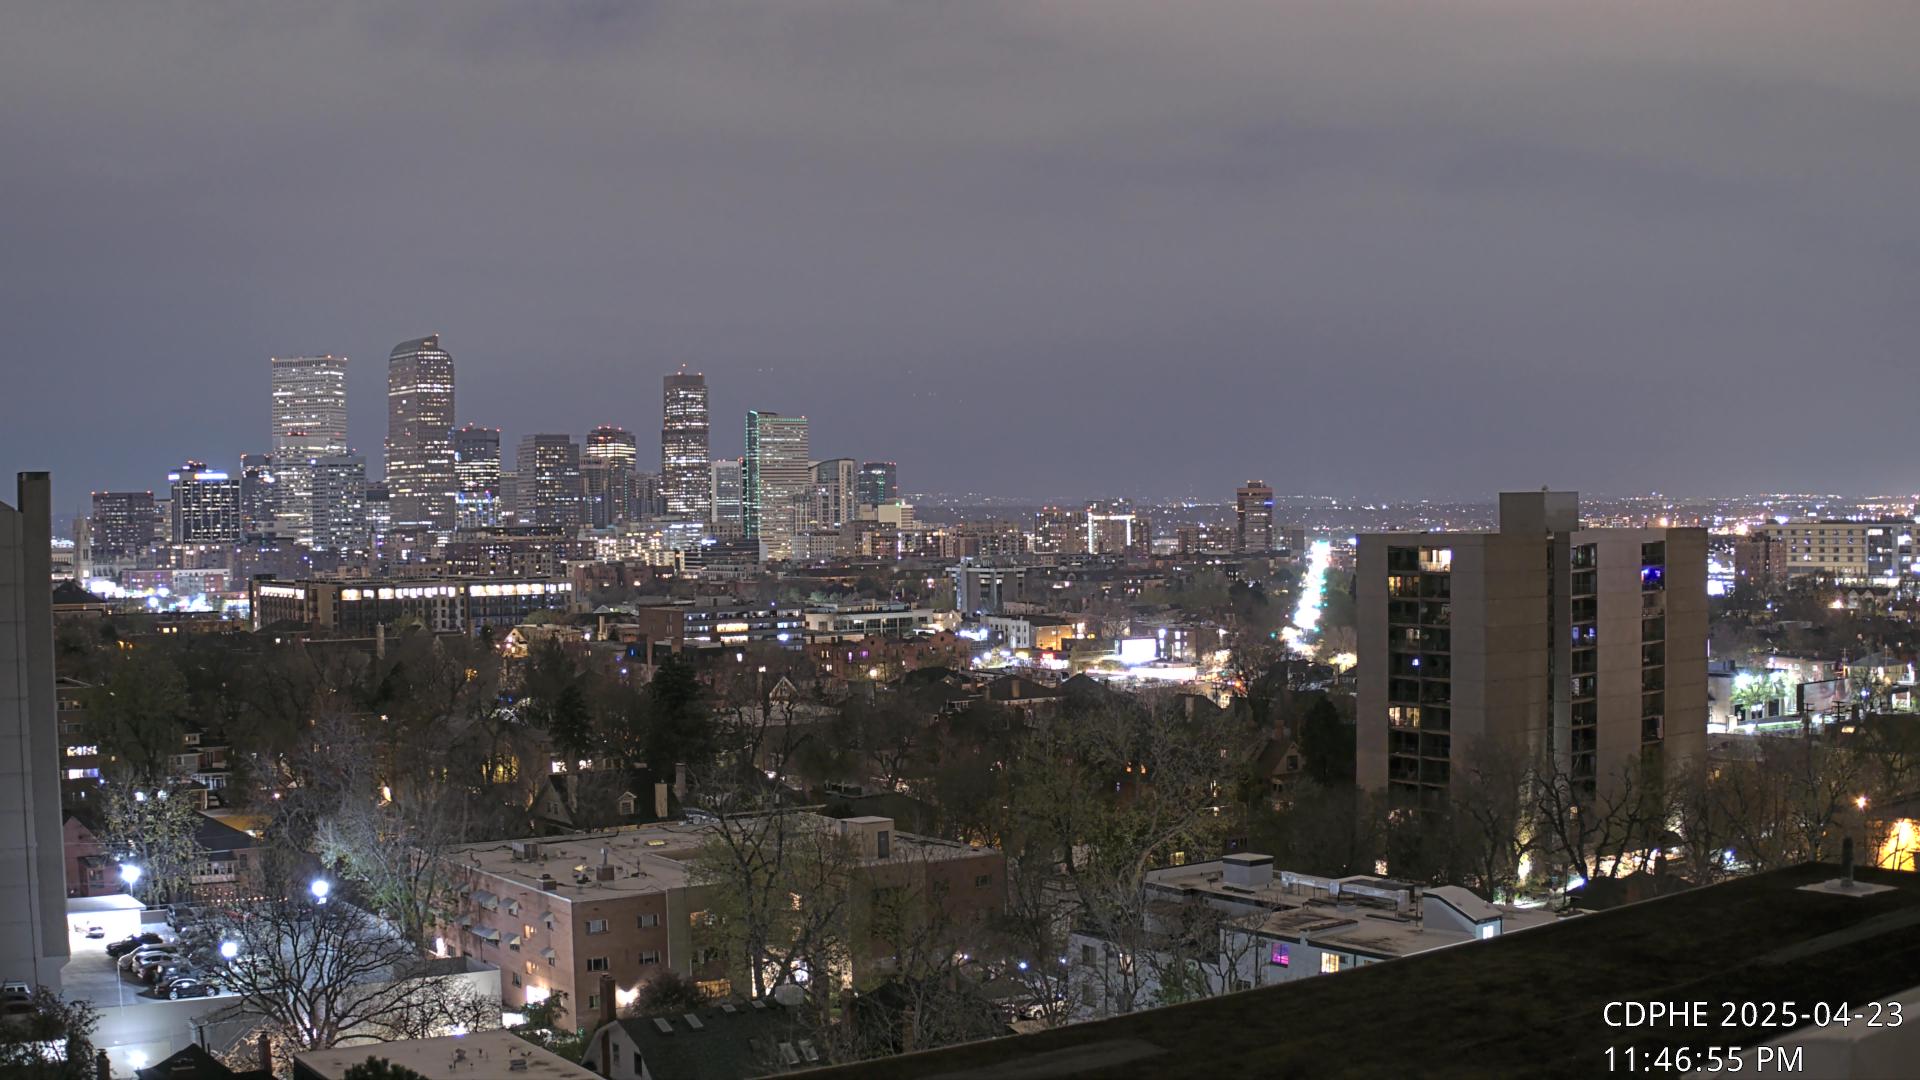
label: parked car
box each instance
[121,947,178,973]
[83,925,106,939]
[106,933,164,959]
[0,981,30,1003]
[165,977,219,1000]
[140,959,194,985]
[153,968,202,993]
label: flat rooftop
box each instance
[445,822,713,902]
[446,818,993,903]
[806,863,1920,1079]
[295,1030,598,1080]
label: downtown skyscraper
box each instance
[386,334,457,536]
[452,424,503,529]
[270,354,349,459]
[584,424,640,527]
[661,370,709,519]
[744,410,810,561]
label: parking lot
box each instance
[65,924,235,1010]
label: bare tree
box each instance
[207,897,494,1054]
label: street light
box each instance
[309,878,331,904]
[219,941,239,961]
[118,864,142,889]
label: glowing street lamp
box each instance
[118,863,142,889]
[309,878,331,904]
[219,941,239,961]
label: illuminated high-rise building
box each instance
[308,454,369,553]
[1086,500,1149,557]
[662,371,710,518]
[811,458,857,530]
[710,458,744,530]
[167,461,242,543]
[452,424,503,529]
[1236,481,1275,553]
[858,461,898,507]
[584,425,640,527]
[516,434,584,529]
[386,334,458,535]
[270,354,349,459]
[87,490,158,564]
[744,411,810,561]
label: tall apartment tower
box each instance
[662,371,710,519]
[1356,491,1707,807]
[744,411,810,561]
[1236,481,1275,553]
[710,459,744,530]
[2,473,69,991]
[811,458,857,530]
[584,425,640,527]
[386,334,458,535]
[858,461,898,507]
[452,424,503,530]
[516,434,584,529]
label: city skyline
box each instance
[7,4,1919,507]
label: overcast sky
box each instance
[4,1,1917,514]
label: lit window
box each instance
[1270,944,1290,967]
[1321,953,1341,974]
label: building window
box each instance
[587,994,599,1010]
[587,919,608,934]
[587,957,609,972]
[1270,944,1290,967]
[638,914,658,929]
[640,950,660,965]
[876,830,891,859]
[974,874,993,888]
[1321,953,1341,974]
[512,973,521,987]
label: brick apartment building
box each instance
[437,815,1004,1026]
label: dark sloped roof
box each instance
[595,1000,814,1079]
[51,579,107,606]
[135,1043,272,1080]
[192,813,257,854]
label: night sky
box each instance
[4,2,1918,514]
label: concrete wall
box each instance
[1,473,69,991]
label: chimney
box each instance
[94,1049,110,1080]
[376,622,386,659]
[674,762,687,799]
[596,865,616,883]
[596,972,617,1077]
[599,971,617,1028]
[258,1032,272,1074]
[654,781,668,819]
[600,847,610,867]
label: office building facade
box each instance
[452,424,503,530]
[516,434,585,530]
[1356,491,1707,806]
[584,425,640,528]
[744,411,810,561]
[709,459,743,530]
[661,371,709,519]
[87,490,158,565]
[270,354,349,459]
[858,461,898,507]
[386,334,458,535]
[167,461,242,543]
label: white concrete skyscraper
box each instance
[270,354,349,459]
[662,370,709,519]
[386,334,457,536]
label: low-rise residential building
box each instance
[581,997,816,1080]
[294,1030,600,1080]
[1068,853,1555,1020]
[436,816,1005,1026]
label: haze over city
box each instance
[5,1,1919,505]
